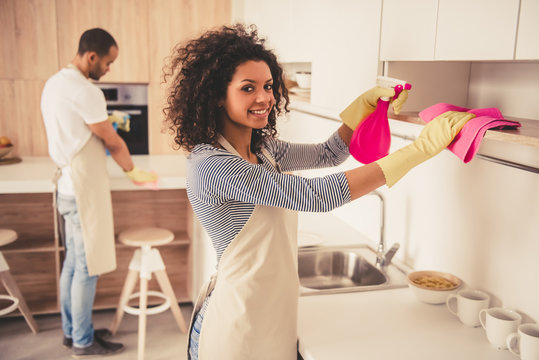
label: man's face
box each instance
[88,45,118,81]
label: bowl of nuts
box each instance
[408,270,462,304]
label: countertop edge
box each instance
[0,155,188,194]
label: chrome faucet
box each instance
[368,190,400,268]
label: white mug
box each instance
[446,289,490,327]
[479,307,522,349]
[506,323,539,360]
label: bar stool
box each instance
[0,229,39,334]
[109,227,187,360]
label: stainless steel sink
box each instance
[298,244,409,296]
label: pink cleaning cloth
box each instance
[419,103,521,163]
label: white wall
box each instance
[468,61,539,120]
[278,110,539,324]
[387,60,539,121]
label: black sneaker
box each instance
[72,337,124,358]
[63,328,113,349]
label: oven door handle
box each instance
[107,109,142,116]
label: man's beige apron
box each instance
[189,136,299,360]
[69,134,116,276]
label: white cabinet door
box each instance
[515,0,539,60]
[435,0,520,60]
[380,0,438,61]
[243,0,383,111]
[310,0,382,110]
[243,0,316,62]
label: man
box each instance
[41,28,157,358]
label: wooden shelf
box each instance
[1,239,56,253]
[391,112,539,149]
[0,252,58,315]
[1,189,192,317]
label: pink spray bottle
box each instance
[349,76,412,164]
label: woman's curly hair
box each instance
[163,24,290,153]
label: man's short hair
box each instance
[77,28,117,56]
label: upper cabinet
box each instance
[55,0,150,83]
[515,0,539,60]
[380,0,437,61]
[0,0,59,80]
[381,0,525,61]
[243,0,317,63]
[435,0,519,60]
[243,0,382,111]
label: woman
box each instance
[163,24,474,360]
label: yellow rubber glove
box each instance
[375,111,476,187]
[125,166,158,185]
[339,87,409,130]
[391,89,408,114]
[108,110,131,132]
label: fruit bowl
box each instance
[0,145,13,159]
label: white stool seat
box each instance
[110,227,187,360]
[119,227,174,247]
[0,229,39,334]
[0,229,17,247]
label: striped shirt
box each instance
[187,130,352,359]
[187,130,352,263]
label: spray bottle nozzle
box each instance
[376,76,412,101]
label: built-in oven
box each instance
[96,83,149,155]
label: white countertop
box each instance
[298,289,515,360]
[0,155,187,194]
[296,212,515,360]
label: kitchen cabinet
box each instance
[0,0,59,80]
[380,0,438,61]
[243,0,317,63]
[515,0,539,60]
[435,0,519,60]
[0,190,191,315]
[55,0,151,83]
[243,0,383,111]
[0,80,49,158]
[1,0,232,157]
[380,0,521,61]
[146,0,232,155]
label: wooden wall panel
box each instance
[148,81,180,154]
[55,0,150,83]
[110,189,190,235]
[1,252,58,314]
[0,193,56,251]
[147,0,232,154]
[0,0,59,80]
[1,0,231,156]
[0,80,48,156]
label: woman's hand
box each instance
[339,87,409,130]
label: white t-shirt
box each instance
[41,67,108,195]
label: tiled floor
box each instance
[0,304,193,360]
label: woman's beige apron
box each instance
[189,136,299,360]
[66,134,116,276]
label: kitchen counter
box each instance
[0,154,192,314]
[296,212,516,360]
[298,288,515,360]
[0,154,187,194]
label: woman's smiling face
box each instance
[221,60,275,131]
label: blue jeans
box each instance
[57,194,98,347]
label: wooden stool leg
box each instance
[0,270,39,334]
[154,269,188,333]
[138,277,148,360]
[109,269,138,335]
